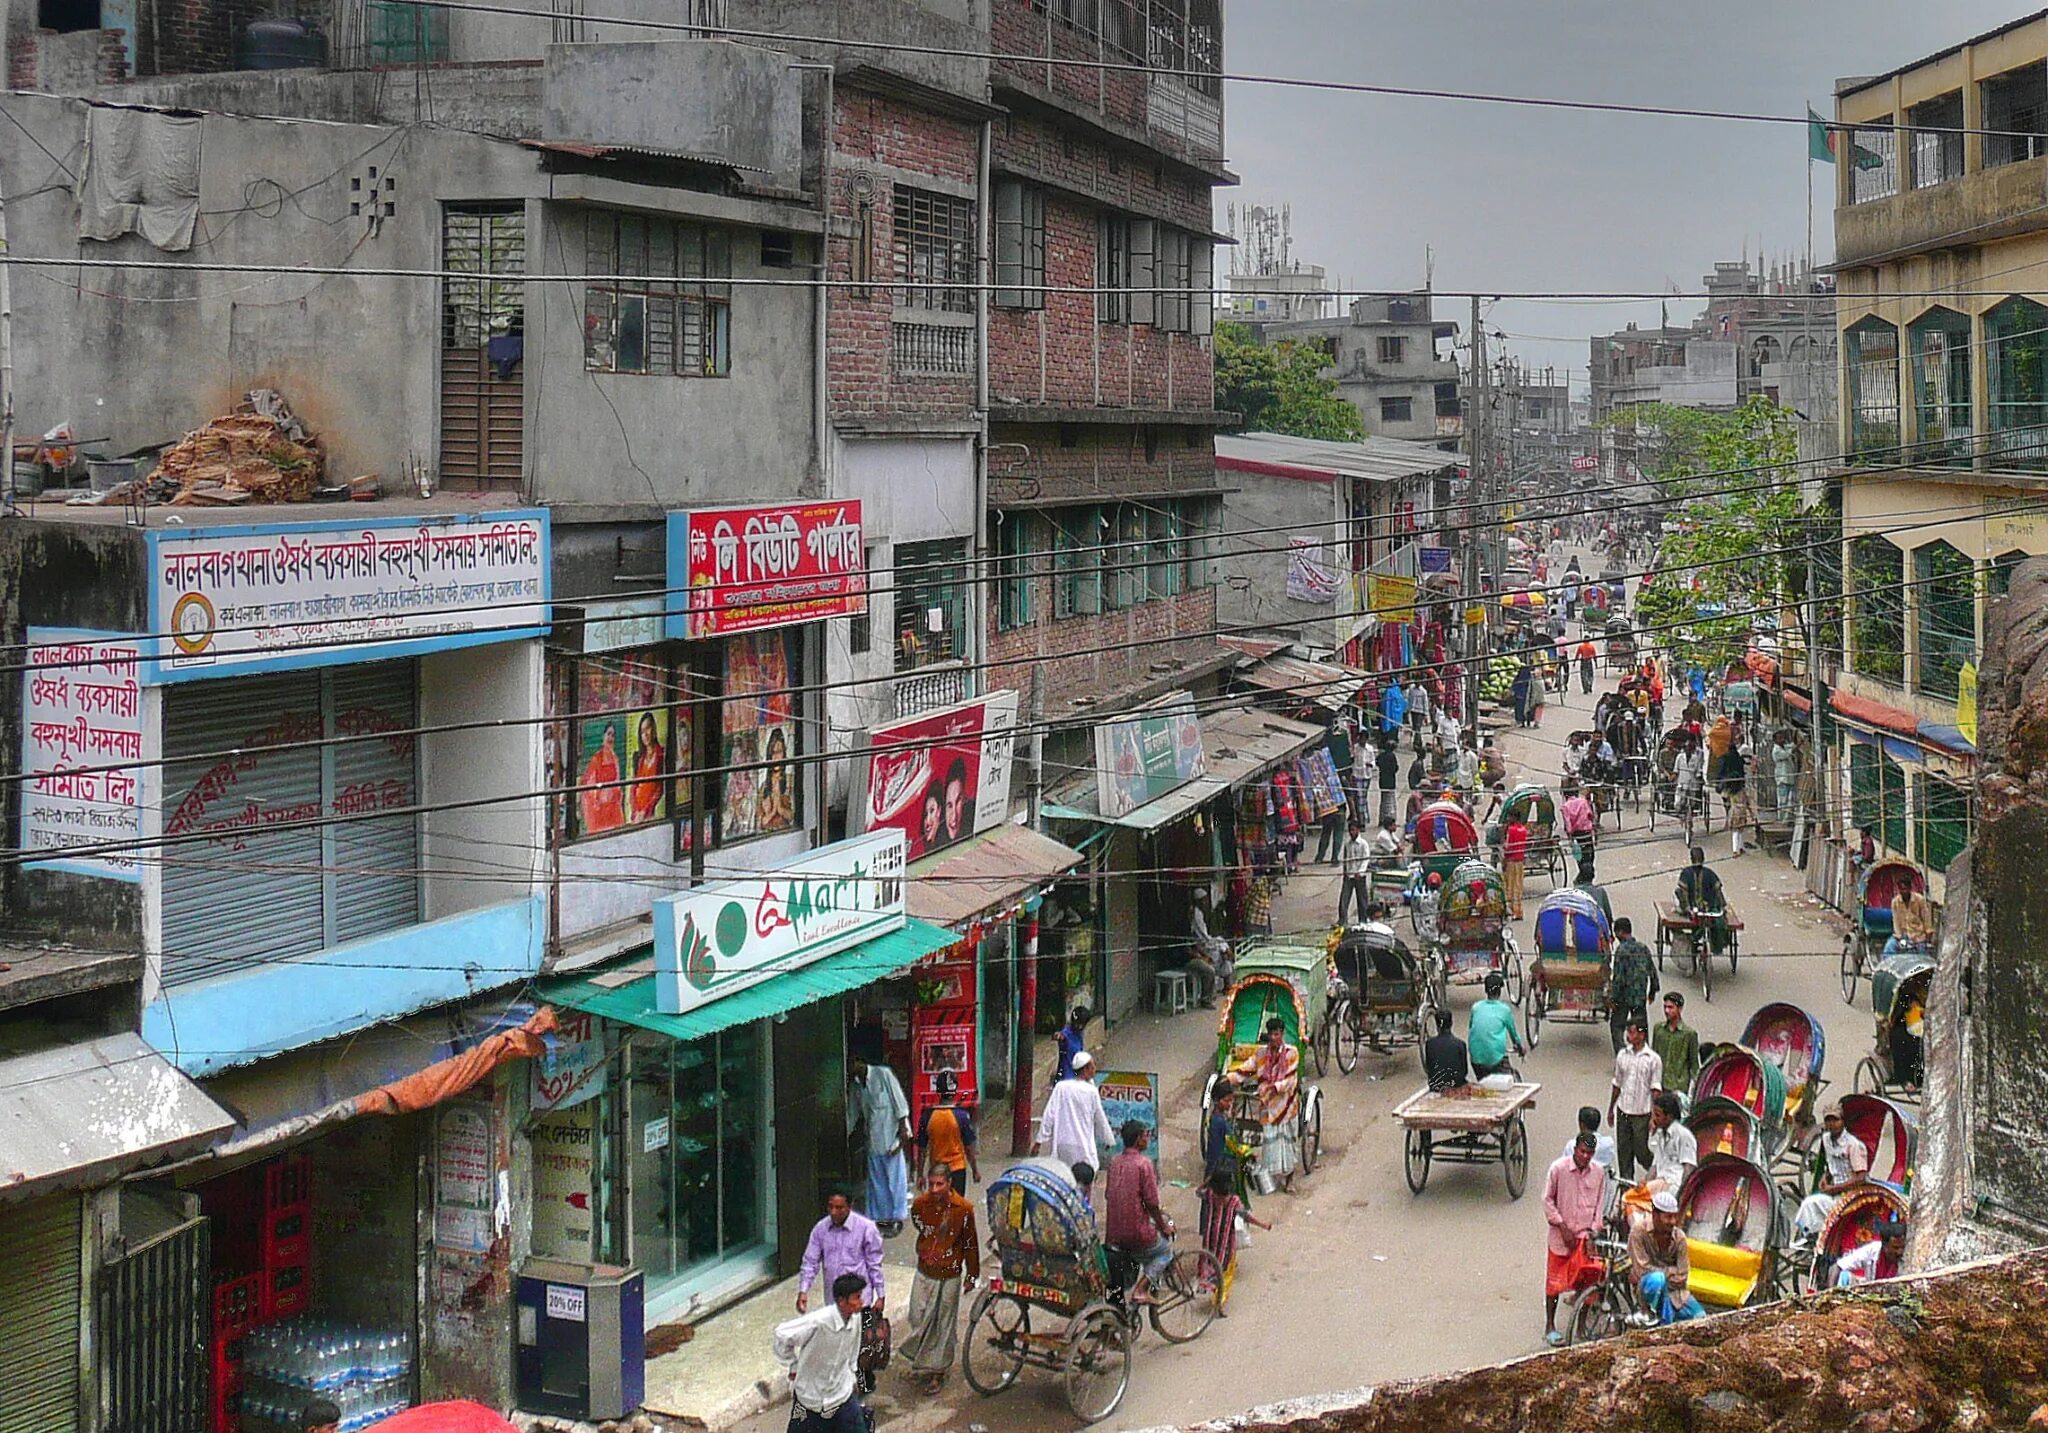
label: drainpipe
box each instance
[973,116,993,695]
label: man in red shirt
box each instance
[1103,1120,1175,1303]
[1502,816,1531,919]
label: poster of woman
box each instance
[628,709,669,823]
[755,724,797,832]
[577,716,627,834]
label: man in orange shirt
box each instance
[899,1166,980,1392]
[915,1071,980,1194]
[1575,638,1597,694]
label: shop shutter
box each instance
[331,662,422,945]
[163,673,326,986]
[96,1211,209,1433]
[0,1194,83,1433]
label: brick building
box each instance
[981,0,1235,778]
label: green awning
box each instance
[541,916,963,1045]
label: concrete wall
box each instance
[108,63,547,138]
[419,641,545,922]
[1216,468,1337,651]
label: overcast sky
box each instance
[1223,1,2031,393]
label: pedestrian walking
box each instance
[1198,1167,1271,1315]
[1542,1133,1606,1345]
[1033,1050,1114,1171]
[1650,991,1701,1101]
[1407,677,1433,754]
[1338,820,1373,925]
[848,1058,912,1234]
[1351,732,1376,818]
[1770,730,1801,816]
[797,1189,886,1316]
[1608,1020,1663,1183]
[1315,797,1345,865]
[1376,741,1400,827]
[1607,916,1658,1054]
[774,1272,871,1433]
[1054,1005,1090,1083]
[1502,814,1530,919]
[915,1071,980,1194]
[898,1166,979,1392]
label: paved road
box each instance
[743,613,1859,1433]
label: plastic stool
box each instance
[1152,968,1192,1015]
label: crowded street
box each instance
[732,559,1860,1433]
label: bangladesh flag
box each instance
[1810,106,1888,169]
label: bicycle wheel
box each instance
[1300,1093,1322,1173]
[1839,936,1861,1005]
[1311,1017,1329,1078]
[1504,1114,1530,1199]
[1854,1055,1885,1094]
[961,1292,1031,1395]
[1567,1284,1626,1344]
[1699,935,1714,1003]
[1523,979,1545,1049]
[1404,1126,1432,1193]
[1062,1306,1132,1425]
[1149,1249,1222,1344]
[1334,1001,1360,1074]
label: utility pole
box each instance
[1464,296,1487,722]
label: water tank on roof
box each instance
[237,17,326,70]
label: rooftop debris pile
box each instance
[1172,1249,2048,1433]
[151,388,326,505]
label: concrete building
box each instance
[1818,12,2048,901]
[1257,290,1464,447]
[1213,432,1460,658]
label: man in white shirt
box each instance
[1338,821,1373,925]
[1607,1020,1663,1183]
[773,1272,869,1433]
[1351,736,1376,817]
[1645,1091,1697,1193]
[1032,1050,1115,1171]
[1835,1218,1907,1287]
[848,1058,912,1235]
[1187,898,1232,1006]
[1796,1104,1871,1234]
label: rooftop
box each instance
[1837,8,2048,99]
[9,493,537,529]
[1215,431,1461,484]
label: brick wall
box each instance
[991,1,1147,134]
[135,0,280,78]
[827,87,980,422]
[987,421,1219,507]
[986,584,1219,703]
[988,190,1214,411]
[993,109,1212,231]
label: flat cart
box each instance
[1654,899,1744,1002]
[1394,1080,1540,1200]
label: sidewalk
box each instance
[636,863,1346,1431]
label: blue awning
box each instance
[541,917,962,1046]
[1916,721,1976,756]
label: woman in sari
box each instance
[1236,1018,1302,1193]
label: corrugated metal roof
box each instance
[1216,432,1461,484]
[1236,653,1364,709]
[1043,707,1325,831]
[907,826,1085,930]
[0,1034,233,1201]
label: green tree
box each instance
[1624,397,1806,674]
[1215,323,1366,441]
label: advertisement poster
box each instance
[653,830,907,1016]
[575,656,667,837]
[20,627,144,880]
[433,1103,494,1254]
[853,691,1019,860]
[721,630,799,841]
[1286,537,1339,603]
[148,511,549,680]
[1419,546,1453,574]
[1095,1070,1160,1169]
[667,501,866,640]
[530,1105,597,1260]
[1368,574,1418,623]
[1094,692,1207,819]
[532,1009,607,1112]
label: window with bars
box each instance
[893,187,975,315]
[1850,534,1905,683]
[1985,295,2048,471]
[1909,307,1973,466]
[1917,773,1971,873]
[1849,119,1898,203]
[1097,215,1132,324]
[1908,91,1965,188]
[997,513,1037,631]
[1376,335,1406,365]
[993,180,1047,310]
[1054,506,1104,618]
[1983,63,2048,168]
[1845,317,1900,462]
[1989,546,2029,599]
[1913,539,1975,699]
[894,538,972,672]
[583,211,731,377]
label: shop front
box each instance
[1043,698,1324,1021]
[539,830,960,1325]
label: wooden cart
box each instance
[1393,1081,1541,1200]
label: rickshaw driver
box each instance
[1468,972,1526,1079]
[1103,1120,1176,1304]
[1675,846,1731,955]
[1888,884,1936,955]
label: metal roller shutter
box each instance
[0,1194,83,1433]
[162,664,419,986]
[164,673,326,986]
[330,662,421,945]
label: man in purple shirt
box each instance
[796,1187,886,1315]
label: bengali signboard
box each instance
[1094,692,1207,820]
[146,511,550,682]
[1571,454,1599,472]
[852,692,1019,862]
[665,501,867,640]
[1286,537,1339,603]
[1095,1070,1160,1169]
[20,628,144,881]
[653,830,907,1017]
[1368,574,1418,623]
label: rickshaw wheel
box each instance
[1839,936,1862,1005]
[1062,1305,1132,1425]
[961,1292,1030,1395]
[1334,1001,1360,1073]
[1311,1020,1329,1078]
[1853,1055,1885,1095]
[1697,936,1713,1003]
[1522,981,1545,1048]
[1150,1249,1222,1343]
[1564,1282,1625,1344]
[1504,1115,1530,1199]
[1300,1093,1322,1173]
[1404,1127,1432,1193]
[1500,935,1526,1005]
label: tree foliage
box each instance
[1215,323,1366,441]
[1626,397,1806,673]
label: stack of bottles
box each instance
[239,1317,412,1433]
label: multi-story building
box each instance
[1822,14,2048,901]
[1257,290,1464,447]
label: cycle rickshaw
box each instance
[1839,857,1929,1005]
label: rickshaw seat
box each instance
[1685,1239,1763,1308]
[1229,1042,1260,1066]
[1864,907,1894,935]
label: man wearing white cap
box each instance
[1032,1050,1115,1172]
[1629,1190,1703,1324]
